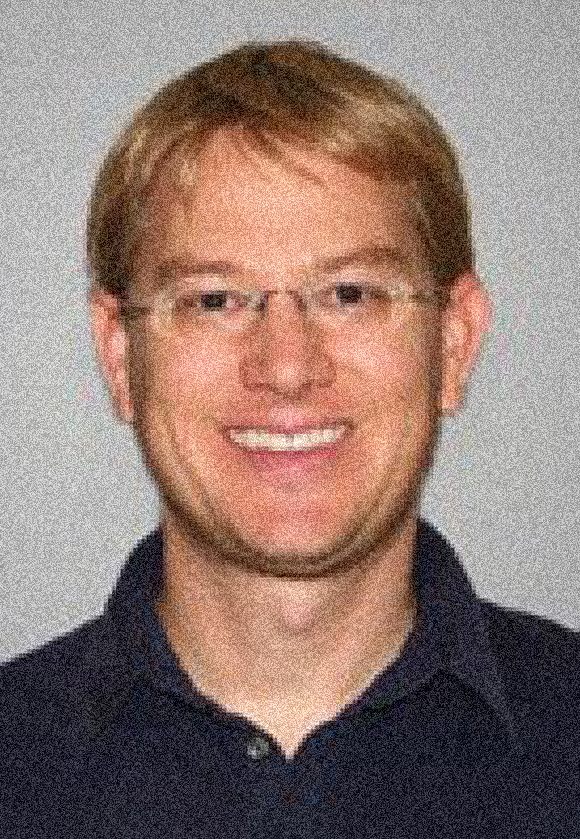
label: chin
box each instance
[168,491,415,582]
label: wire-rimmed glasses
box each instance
[119,272,448,338]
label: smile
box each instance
[228,425,347,452]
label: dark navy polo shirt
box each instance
[1,521,579,838]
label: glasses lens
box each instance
[169,286,252,333]
[310,280,394,328]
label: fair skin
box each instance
[92,131,490,757]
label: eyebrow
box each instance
[316,243,415,273]
[154,243,416,285]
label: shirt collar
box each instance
[362,520,516,739]
[105,521,516,738]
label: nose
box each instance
[239,290,335,396]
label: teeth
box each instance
[229,425,347,451]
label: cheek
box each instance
[132,337,235,410]
[339,327,440,404]
[340,329,442,467]
[128,340,235,483]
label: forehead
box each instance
[134,131,426,279]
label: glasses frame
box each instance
[119,278,449,335]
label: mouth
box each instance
[227,424,348,452]
[223,423,351,486]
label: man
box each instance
[1,40,578,838]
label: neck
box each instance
[157,515,417,756]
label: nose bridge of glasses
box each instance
[255,286,311,316]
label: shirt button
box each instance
[247,735,271,760]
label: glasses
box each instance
[120,273,448,338]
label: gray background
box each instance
[1,0,578,663]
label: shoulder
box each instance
[482,601,580,749]
[1,612,113,694]
[483,600,580,688]
[0,613,125,753]
[0,530,160,755]
[0,615,130,831]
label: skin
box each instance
[92,130,490,756]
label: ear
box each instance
[440,273,491,416]
[90,286,134,423]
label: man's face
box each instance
[95,131,485,578]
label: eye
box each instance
[199,291,232,311]
[173,288,243,316]
[334,282,366,306]
[318,281,380,309]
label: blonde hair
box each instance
[87,40,473,297]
